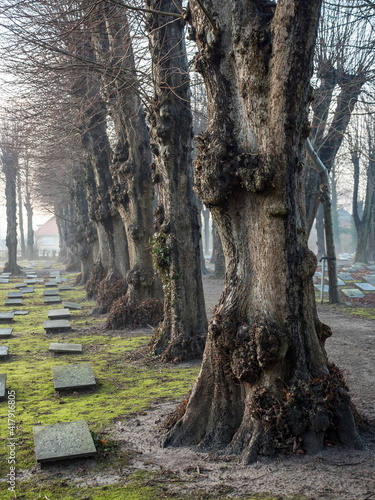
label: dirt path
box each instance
[108,277,375,500]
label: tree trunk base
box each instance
[106,295,163,329]
[3,263,24,276]
[150,325,206,363]
[164,362,366,463]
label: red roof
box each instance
[35,217,59,236]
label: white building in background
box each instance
[34,216,60,256]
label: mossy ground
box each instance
[0,262,307,500]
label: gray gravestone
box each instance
[5,299,22,306]
[50,271,60,277]
[355,282,375,291]
[365,275,375,284]
[342,289,365,298]
[13,310,28,315]
[0,346,9,358]
[33,420,96,463]
[48,309,71,320]
[45,281,58,288]
[7,292,23,298]
[314,284,329,292]
[52,363,95,390]
[0,374,6,400]
[49,343,82,354]
[23,279,36,285]
[44,296,61,304]
[43,289,60,296]
[43,320,71,333]
[58,285,72,291]
[338,273,353,281]
[62,302,82,310]
[0,278,9,284]
[1,273,11,277]
[0,312,14,323]
[19,287,34,294]
[0,328,12,338]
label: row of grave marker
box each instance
[0,267,97,463]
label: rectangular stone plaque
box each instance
[365,275,375,284]
[0,374,6,400]
[62,302,82,310]
[0,312,14,323]
[43,289,60,296]
[52,363,95,390]
[7,292,23,298]
[1,273,11,277]
[58,285,72,291]
[23,279,36,285]
[13,310,28,315]
[50,271,60,277]
[48,309,71,320]
[0,346,9,358]
[33,420,96,463]
[355,282,375,291]
[26,273,37,278]
[5,299,22,306]
[0,328,12,338]
[0,278,9,284]
[43,319,71,333]
[336,278,345,286]
[314,284,329,292]
[44,296,61,304]
[45,281,58,287]
[342,289,365,298]
[19,287,34,294]
[338,273,353,281]
[49,343,82,354]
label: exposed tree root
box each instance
[106,296,163,329]
[94,278,127,315]
[150,327,206,363]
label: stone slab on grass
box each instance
[13,310,29,315]
[33,420,96,463]
[365,275,375,284]
[49,343,82,354]
[45,281,58,288]
[43,289,60,296]
[62,302,82,310]
[19,287,34,294]
[342,289,365,298]
[0,328,12,338]
[52,363,95,390]
[0,278,9,284]
[338,273,353,281]
[7,292,23,298]
[23,279,36,285]
[43,320,71,333]
[44,296,61,304]
[47,309,71,320]
[58,285,72,291]
[355,282,375,291]
[0,312,14,323]
[0,346,9,358]
[0,374,6,400]
[314,285,329,292]
[5,299,23,306]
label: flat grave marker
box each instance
[1,273,11,277]
[342,289,365,298]
[19,287,34,294]
[45,281,58,288]
[13,310,28,315]
[7,292,23,299]
[44,296,61,304]
[355,282,375,291]
[0,346,9,359]
[43,319,71,333]
[52,363,95,390]
[5,299,22,306]
[23,279,36,285]
[314,285,329,292]
[43,289,60,296]
[0,312,14,324]
[338,273,353,281]
[0,374,6,400]
[49,343,82,354]
[0,328,12,339]
[33,420,96,463]
[47,309,71,320]
[58,285,72,291]
[0,279,9,284]
[62,302,82,310]
[365,275,375,284]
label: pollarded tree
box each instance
[165,0,364,462]
[145,0,207,362]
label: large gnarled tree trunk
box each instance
[166,0,364,462]
[146,0,207,362]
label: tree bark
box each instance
[24,159,34,260]
[2,148,23,275]
[316,203,325,261]
[17,169,26,259]
[165,0,363,462]
[145,0,207,362]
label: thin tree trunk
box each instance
[17,169,26,259]
[316,203,325,261]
